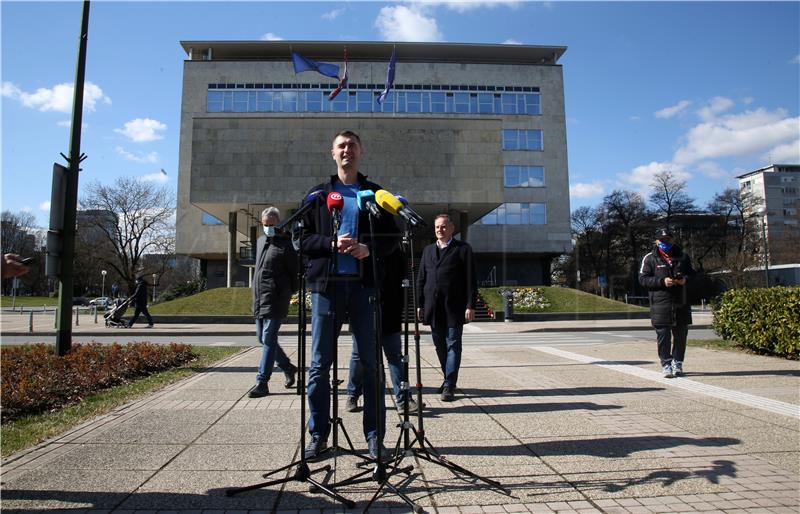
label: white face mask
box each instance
[263,225,276,237]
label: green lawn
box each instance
[1,345,245,457]
[480,286,648,313]
[0,295,59,308]
[149,287,300,316]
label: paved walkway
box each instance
[2,324,798,513]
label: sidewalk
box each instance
[2,330,798,513]
[0,310,714,337]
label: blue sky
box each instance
[2,1,799,227]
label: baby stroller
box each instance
[104,297,132,328]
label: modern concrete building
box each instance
[737,164,800,264]
[176,41,572,289]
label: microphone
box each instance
[327,191,344,228]
[277,190,326,230]
[375,190,426,227]
[395,194,409,206]
[356,190,382,218]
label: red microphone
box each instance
[327,191,344,229]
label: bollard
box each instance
[54,307,58,328]
[94,306,98,324]
[503,291,514,322]
[29,311,33,333]
[75,306,79,326]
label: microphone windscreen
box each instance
[356,190,376,212]
[327,192,344,213]
[375,190,403,215]
[303,190,325,205]
[395,194,409,207]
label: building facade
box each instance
[177,41,572,288]
[737,164,800,265]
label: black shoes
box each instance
[440,385,455,402]
[304,433,328,461]
[283,364,297,389]
[345,396,359,412]
[397,397,423,414]
[248,381,269,398]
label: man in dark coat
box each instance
[639,228,696,378]
[127,276,154,328]
[300,130,400,462]
[248,206,298,398]
[416,213,477,401]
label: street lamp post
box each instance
[101,269,107,298]
[757,207,770,287]
[571,238,580,290]
[152,273,157,302]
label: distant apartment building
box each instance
[737,164,800,264]
[176,41,572,288]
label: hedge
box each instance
[1,342,195,422]
[712,286,800,358]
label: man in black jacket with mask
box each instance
[127,276,154,328]
[639,228,696,378]
[248,206,298,398]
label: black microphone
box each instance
[375,190,426,227]
[356,190,382,219]
[276,190,325,230]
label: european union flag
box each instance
[377,47,397,105]
[291,52,340,79]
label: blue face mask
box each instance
[657,241,673,253]
[263,226,276,237]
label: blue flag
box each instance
[377,47,397,105]
[291,52,340,79]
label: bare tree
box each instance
[601,190,653,298]
[1,210,46,295]
[649,170,696,229]
[79,177,175,293]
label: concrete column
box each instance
[459,211,470,243]
[227,211,237,288]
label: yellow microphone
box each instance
[375,190,426,227]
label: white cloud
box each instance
[791,54,800,64]
[57,120,87,129]
[763,138,800,163]
[21,206,33,213]
[139,172,169,184]
[322,8,345,20]
[618,162,691,193]
[428,0,522,13]
[1,81,110,113]
[655,100,691,119]
[114,118,166,142]
[697,96,734,121]
[570,181,605,199]
[115,145,159,163]
[375,5,443,42]
[741,96,754,105]
[260,32,283,41]
[502,39,522,45]
[629,115,641,122]
[695,161,731,180]
[39,201,51,212]
[674,107,799,165]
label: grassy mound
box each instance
[480,286,647,313]
[149,287,253,315]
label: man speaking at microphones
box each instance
[299,130,400,462]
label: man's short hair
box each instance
[434,213,453,225]
[332,130,361,146]
[261,206,281,220]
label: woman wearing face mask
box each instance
[638,228,696,378]
[249,206,299,397]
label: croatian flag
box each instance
[377,47,397,105]
[291,52,340,79]
[329,47,348,100]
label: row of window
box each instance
[207,89,541,115]
[502,129,543,151]
[504,165,545,188]
[209,82,540,93]
[478,203,547,225]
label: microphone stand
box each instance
[373,220,511,507]
[225,217,355,508]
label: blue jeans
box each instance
[431,324,463,388]
[255,317,291,383]
[308,281,385,442]
[348,331,405,404]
